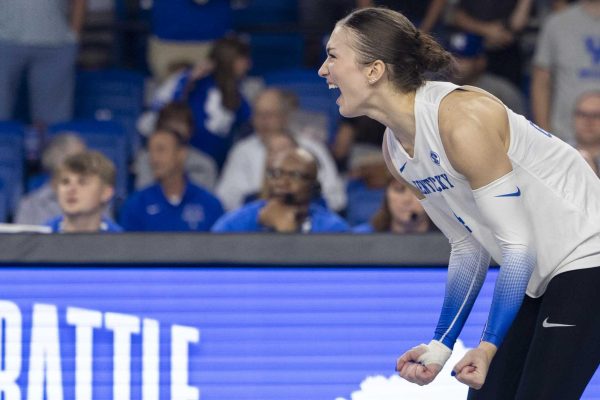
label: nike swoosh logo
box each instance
[495,187,521,197]
[542,317,575,328]
[399,162,407,173]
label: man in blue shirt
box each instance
[120,127,224,231]
[212,148,349,233]
[46,150,122,233]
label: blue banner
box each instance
[0,267,597,400]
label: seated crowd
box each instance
[9,75,600,235]
[5,0,600,233]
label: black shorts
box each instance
[468,266,600,400]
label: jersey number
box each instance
[453,212,472,233]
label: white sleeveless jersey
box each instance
[385,81,600,297]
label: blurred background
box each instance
[2,0,598,231]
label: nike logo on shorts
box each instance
[542,317,576,328]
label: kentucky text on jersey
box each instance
[412,174,455,195]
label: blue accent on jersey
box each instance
[433,239,490,349]
[495,187,521,198]
[430,150,440,165]
[529,121,553,138]
[399,162,407,173]
[482,250,535,346]
[411,174,455,195]
[494,186,521,197]
[211,200,350,233]
[119,180,224,232]
[452,212,473,233]
[45,216,123,233]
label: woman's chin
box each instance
[338,104,360,118]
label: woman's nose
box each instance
[318,61,328,78]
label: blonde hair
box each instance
[58,150,116,187]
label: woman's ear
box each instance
[366,60,386,84]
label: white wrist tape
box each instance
[416,340,452,366]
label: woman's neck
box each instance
[364,86,417,154]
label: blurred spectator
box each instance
[0,0,85,125]
[283,91,330,144]
[353,178,432,233]
[133,101,218,190]
[14,133,86,225]
[119,127,223,231]
[143,35,252,169]
[531,0,600,142]
[580,149,599,176]
[332,116,386,173]
[534,0,577,21]
[216,88,346,211]
[212,147,349,233]
[148,0,233,82]
[45,150,122,233]
[240,132,300,205]
[447,31,526,114]
[451,0,534,86]
[265,133,299,159]
[345,146,390,226]
[573,91,600,176]
[357,0,448,35]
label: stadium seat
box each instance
[0,121,25,164]
[47,120,129,203]
[0,121,25,215]
[74,69,146,155]
[248,33,305,76]
[0,178,8,223]
[0,162,23,219]
[233,0,298,31]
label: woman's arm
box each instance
[385,132,491,384]
[438,91,537,388]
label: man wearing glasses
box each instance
[211,148,349,233]
[573,91,600,176]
